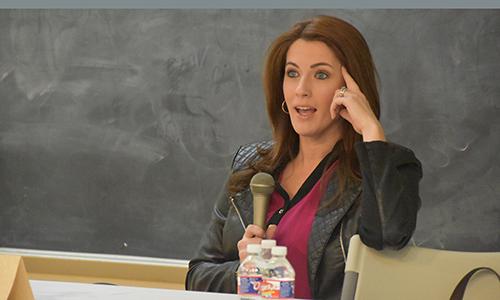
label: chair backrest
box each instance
[341,235,500,300]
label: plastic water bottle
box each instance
[260,239,276,260]
[258,240,276,297]
[260,246,295,299]
[237,244,263,298]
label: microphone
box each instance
[250,172,275,229]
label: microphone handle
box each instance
[253,193,270,229]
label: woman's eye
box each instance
[286,70,299,78]
[315,71,329,80]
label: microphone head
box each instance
[250,172,275,228]
[250,172,275,195]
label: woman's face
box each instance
[283,39,344,141]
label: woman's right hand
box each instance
[237,224,276,261]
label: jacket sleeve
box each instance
[184,185,240,293]
[355,141,423,250]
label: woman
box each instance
[185,15,422,300]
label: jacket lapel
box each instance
[308,176,361,286]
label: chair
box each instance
[341,235,500,300]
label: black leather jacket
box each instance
[186,140,422,300]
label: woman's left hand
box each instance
[330,66,386,142]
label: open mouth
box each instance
[295,106,317,116]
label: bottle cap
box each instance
[247,244,261,254]
[261,239,277,249]
[271,246,287,256]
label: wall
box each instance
[0,10,499,259]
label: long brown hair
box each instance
[227,15,380,207]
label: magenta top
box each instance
[266,158,338,300]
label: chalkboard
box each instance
[0,10,499,259]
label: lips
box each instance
[295,106,317,116]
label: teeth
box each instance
[295,106,316,116]
[296,107,316,115]
[296,106,315,110]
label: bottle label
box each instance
[237,275,262,295]
[260,278,294,299]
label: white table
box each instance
[30,280,248,300]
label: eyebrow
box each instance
[286,61,335,69]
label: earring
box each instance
[281,100,289,114]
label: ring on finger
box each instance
[338,86,348,97]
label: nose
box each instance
[295,77,311,98]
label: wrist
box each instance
[362,123,386,142]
